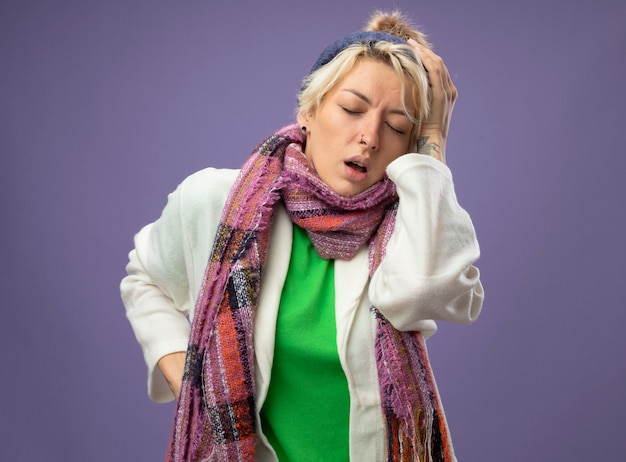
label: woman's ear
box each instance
[297,110,314,128]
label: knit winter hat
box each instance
[308,31,405,74]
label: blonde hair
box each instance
[297,11,432,150]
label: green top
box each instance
[260,224,350,461]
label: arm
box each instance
[121,220,192,403]
[369,154,484,331]
[120,167,238,402]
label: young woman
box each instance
[121,11,484,462]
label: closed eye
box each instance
[341,106,362,115]
[386,122,406,135]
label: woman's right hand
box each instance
[157,351,187,401]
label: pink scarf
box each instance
[167,124,452,461]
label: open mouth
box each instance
[346,161,367,173]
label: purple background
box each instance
[2,0,625,460]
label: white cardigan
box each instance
[120,153,484,461]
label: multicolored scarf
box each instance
[167,124,453,462]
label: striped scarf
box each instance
[168,124,453,462]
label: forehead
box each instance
[332,58,415,110]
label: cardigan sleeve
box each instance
[368,154,484,331]
[120,167,238,402]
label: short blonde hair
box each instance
[297,42,429,151]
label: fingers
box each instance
[406,39,458,104]
[406,39,457,149]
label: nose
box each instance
[359,117,380,151]
[359,123,379,151]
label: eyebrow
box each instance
[342,89,408,117]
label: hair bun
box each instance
[365,10,431,48]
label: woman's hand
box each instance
[408,39,458,163]
[157,351,186,401]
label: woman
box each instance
[121,10,484,462]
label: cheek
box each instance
[322,114,349,142]
[380,138,408,165]
[313,117,352,155]
[389,149,406,164]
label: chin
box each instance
[323,176,370,197]
[333,185,364,198]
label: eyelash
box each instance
[341,107,406,136]
[342,107,360,115]
[386,123,405,135]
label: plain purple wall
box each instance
[1,0,625,460]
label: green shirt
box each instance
[260,224,350,461]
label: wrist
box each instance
[157,352,186,385]
[417,134,446,163]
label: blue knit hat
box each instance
[309,31,406,74]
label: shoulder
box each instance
[178,167,240,200]
[174,167,240,218]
